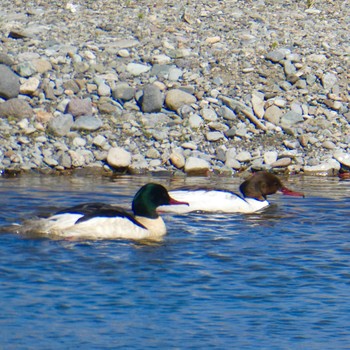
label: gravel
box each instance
[0,0,349,177]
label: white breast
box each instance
[158,190,269,214]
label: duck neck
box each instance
[135,216,166,238]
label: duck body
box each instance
[18,184,186,240]
[158,171,304,214]
[159,189,269,214]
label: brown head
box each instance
[239,171,304,201]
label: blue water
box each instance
[1,174,350,349]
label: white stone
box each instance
[126,63,151,76]
[333,151,350,167]
[189,114,204,129]
[264,151,278,165]
[236,151,251,162]
[184,157,210,174]
[107,147,131,168]
[152,54,171,65]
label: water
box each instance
[0,173,350,349]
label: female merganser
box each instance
[18,183,188,241]
[158,171,304,214]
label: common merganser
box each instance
[17,183,188,241]
[158,171,304,214]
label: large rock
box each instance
[0,98,33,119]
[165,89,196,111]
[303,159,340,176]
[0,65,20,99]
[107,147,131,169]
[184,156,210,175]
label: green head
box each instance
[132,183,187,218]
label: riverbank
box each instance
[0,0,349,177]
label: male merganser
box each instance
[158,171,304,214]
[18,183,188,241]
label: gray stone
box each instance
[283,60,297,76]
[322,72,338,91]
[168,67,183,81]
[265,49,290,63]
[218,106,237,121]
[281,111,304,128]
[0,65,20,99]
[206,131,224,141]
[15,61,37,77]
[72,116,103,131]
[112,83,135,101]
[189,114,204,129]
[264,105,283,125]
[48,114,74,136]
[201,108,218,121]
[141,84,164,113]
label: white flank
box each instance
[158,190,269,214]
[20,213,166,240]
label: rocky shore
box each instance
[0,0,349,177]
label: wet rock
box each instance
[0,65,20,99]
